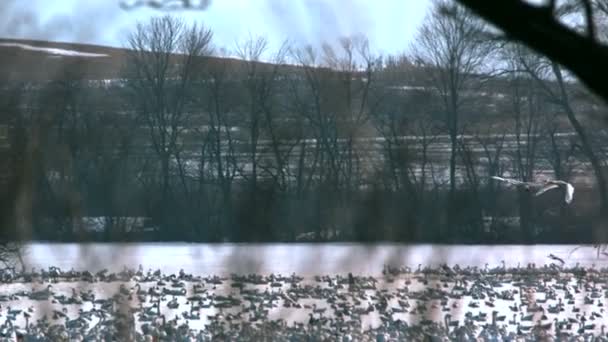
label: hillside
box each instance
[0,39,606,243]
[0,39,129,81]
[0,38,303,82]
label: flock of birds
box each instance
[0,259,606,341]
[0,176,582,341]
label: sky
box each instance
[0,0,430,57]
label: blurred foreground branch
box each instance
[455,0,608,104]
[0,242,24,273]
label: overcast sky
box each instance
[0,0,430,56]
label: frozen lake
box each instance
[21,243,608,275]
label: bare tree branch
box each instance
[455,0,608,103]
[581,0,596,40]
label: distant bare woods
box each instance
[0,1,607,244]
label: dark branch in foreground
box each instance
[0,242,24,272]
[454,0,608,104]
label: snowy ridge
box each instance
[0,42,109,58]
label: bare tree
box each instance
[125,15,212,233]
[369,54,445,241]
[322,37,376,194]
[257,44,294,194]
[234,35,268,205]
[200,51,241,241]
[515,46,608,216]
[457,133,482,239]
[543,114,577,183]
[412,0,490,235]
[370,88,414,239]
[287,39,375,240]
[288,46,336,240]
[40,75,103,237]
[495,46,547,241]
[233,36,292,237]
[469,125,508,239]
[89,85,142,239]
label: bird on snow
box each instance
[548,253,565,265]
[491,176,574,204]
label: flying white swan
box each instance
[491,176,574,204]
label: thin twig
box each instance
[581,0,596,41]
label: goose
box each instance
[491,176,575,204]
[167,296,179,309]
[29,284,53,300]
[548,253,565,265]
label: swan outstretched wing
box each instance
[534,184,560,197]
[491,176,537,188]
[565,183,574,204]
[491,176,528,186]
[533,181,575,204]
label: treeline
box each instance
[1,1,607,243]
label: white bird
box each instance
[491,176,574,204]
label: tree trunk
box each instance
[518,189,534,243]
[448,113,458,242]
[553,63,608,216]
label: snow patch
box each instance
[387,85,427,91]
[70,217,153,233]
[0,42,109,58]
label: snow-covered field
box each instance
[21,243,608,276]
[0,243,608,340]
[0,244,605,340]
[0,42,109,58]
